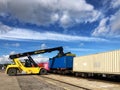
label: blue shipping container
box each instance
[49,56,73,69]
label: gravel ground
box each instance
[0,71,64,90]
[40,74,120,90]
[16,75,64,90]
[0,70,120,90]
[0,71,21,90]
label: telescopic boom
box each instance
[9,46,64,59]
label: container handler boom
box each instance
[9,46,64,59]
[6,46,69,76]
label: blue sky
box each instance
[0,0,120,61]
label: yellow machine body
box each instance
[5,46,74,76]
[6,58,41,75]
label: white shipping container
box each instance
[73,50,120,75]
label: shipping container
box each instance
[38,62,49,71]
[49,56,73,69]
[73,50,120,76]
[38,63,44,67]
[44,62,49,71]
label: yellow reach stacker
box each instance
[6,46,71,76]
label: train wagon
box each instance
[73,50,120,78]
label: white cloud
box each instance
[111,0,120,8]
[70,48,94,52]
[110,10,120,36]
[0,23,108,42]
[51,13,59,22]
[0,54,11,64]
[92,17,109,37]
[10,51,15,55]
[65,47,94,52]
[92,0,120,38]
[92,10,120,38]
[60,12,71,27]
[33,55,49,63]
[5,43,20,47]
[0,54,49,64]
[12,43,20,47]
[80,43,84,47]
[0,22,12,34]
[40,43,47,49]
[0,0,101,28]
[18,55,49,63]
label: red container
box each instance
[38,63,44,67]
[38,62,49,71]
[44,62,49,71]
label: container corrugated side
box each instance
[73,50,120,75]
[49,56,73,69]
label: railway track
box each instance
[51,73,120,84]
[1,70,119,90]
[34,75,91,90]
[40,75,91,90]
[34,74,120,90]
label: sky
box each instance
[0,0,120,64]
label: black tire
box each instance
[39,68,47,75]
[7,68,17,76]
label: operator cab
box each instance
[23,56,38,67]
[24,59,32,67]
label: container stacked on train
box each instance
[49,56,74,74]
[49,50,120,78]
[73,50,120,78]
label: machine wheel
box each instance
[39,68,47,75]
[7,68,17,76]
